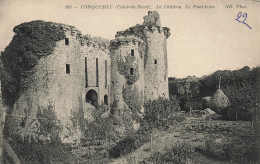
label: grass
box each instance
[110,114,259,164]
[143,142,200,164]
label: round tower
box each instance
[143,11,171,101]
[110,36,145,114]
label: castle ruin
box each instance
[1,11,170,143]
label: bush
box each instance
[224,79,260,121]
[85,110,117,141]
[109,135,139,158]
[85,106,136,144]
[143,97,180,129]
[36,105,62,141]
[182,99,203,112]
[109,120,151,158]
[4,104,71,163]
[122,85,143,122]
[9,139,75,164]
[201,134,259,163]
[230,136,259,163]
[144,142,199,164]
[203,134,232,160]
[109,97,182,158]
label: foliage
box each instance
[199,66,260,121]
[9,138,75,164]
[84,35,110,48]
[168,76,201,111]
[109,120,151,158]
[109,97,182,158]
[169,66,260,121]
[117,54,140,85]
[144,142,199,164]
[203,134,232,160]
[70,96,85,132]
[143,97,180,129]
[85,109,117,141]
[122,85,143,121]
[36,105,62,141]
[201,133,259,163]
[1,20,65,106]
[199,66,252,97]
[0,53,3,79]
[182,99,202,112]
[110,100,119,115]
[6,104,75,163]
[115,25,146,40]
[168,76,200,100]
[229,135,259,162]
[109,135,139,158]
[224,78,260,121]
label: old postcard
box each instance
[0,0,259,163]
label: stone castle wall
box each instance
[4,24,111,142]
[5,27,85,142]
[110,36,145,111]
[144,26,169,101]
[2,11,170,143]
[80,37,111,107]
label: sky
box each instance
[0,0,259,78]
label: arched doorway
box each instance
[86,89,98,107]
[104,95,108,105]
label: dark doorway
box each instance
[86,90,98,107]
[104,95,108,105]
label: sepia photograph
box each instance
[0,0,259,163]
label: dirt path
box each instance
[109,117,243,164]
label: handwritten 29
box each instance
[235,12,252,29]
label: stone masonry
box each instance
[1,11,170,143]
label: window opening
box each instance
[65,38,69,45]
[66,64,70,74]
[131,49,134,56]
[130,68,134,75]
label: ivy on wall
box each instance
[117,54,140,85]
[36,104,62,141]
[1,20,66,106]
[122,85,142,121]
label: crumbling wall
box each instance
[113,11,170,102]
[3,23,85,143]
[143,11,161,26]
[110,36,145,114]
[2,11,170,143]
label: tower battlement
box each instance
[110,36,145,51]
